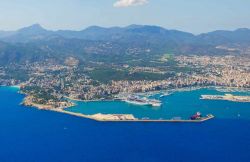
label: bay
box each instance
[0,86,250,162]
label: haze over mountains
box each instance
[0,24,250,65]
[1,24,250,44]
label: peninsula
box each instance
[22,95,75,109]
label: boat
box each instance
[124,96,151,106]
[124,96,162,107]
[160,93,169,98]
[190,112,202,120]
[148,99,162,107]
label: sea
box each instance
[0,86,250,162]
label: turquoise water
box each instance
[67,88,250,120]
[1,86,250,162]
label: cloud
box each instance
[113,0,148,8]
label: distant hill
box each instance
[197,28,250,45]
[1,24,249,45]
[0,24,196,43]
[0,24,249,65]
[0,24,58,43]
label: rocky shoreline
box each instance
[22,95,75,110]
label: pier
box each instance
[50,109,214,123]
[201,94,250,102]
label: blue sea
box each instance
[67,88,250,120]
[0,86,250,162]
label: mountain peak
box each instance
[30,23,43,28]
[125,24,167,34]
[85,26,107,31]
[18,24,47,33]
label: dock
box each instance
[201,94,250,102]
[120,115,215,123]
[50,109,214,123]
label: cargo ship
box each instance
[190,112,202,120]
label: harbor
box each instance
[65,88,250,121]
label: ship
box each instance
[160,93,169,98]
[124,96,162,107]
[124,97,151,106]
[190,112,202,120]
[148,99,162,107]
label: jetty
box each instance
[201,94,250,102]
[51,109,214,123]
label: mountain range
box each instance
[0,24,249,65]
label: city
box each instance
[0,0,250,161]
[0,55,249,109]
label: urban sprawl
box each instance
[0,55,249,109]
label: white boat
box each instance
[160,93,169,98]
[124,96,151,106]
[148,99,162,107]
[125,100,151,106]
[151,102,162,107]
[124,96,162,107]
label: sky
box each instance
[0,0,250,34]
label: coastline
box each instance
[62,86,250,103]
[214,87,250,93]
[1,85,248,122]
[0,85,21,89]
[10,85,21,89]
[65,96,116,102]
[122,86,250,99]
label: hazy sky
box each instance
[0,0,249,34]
